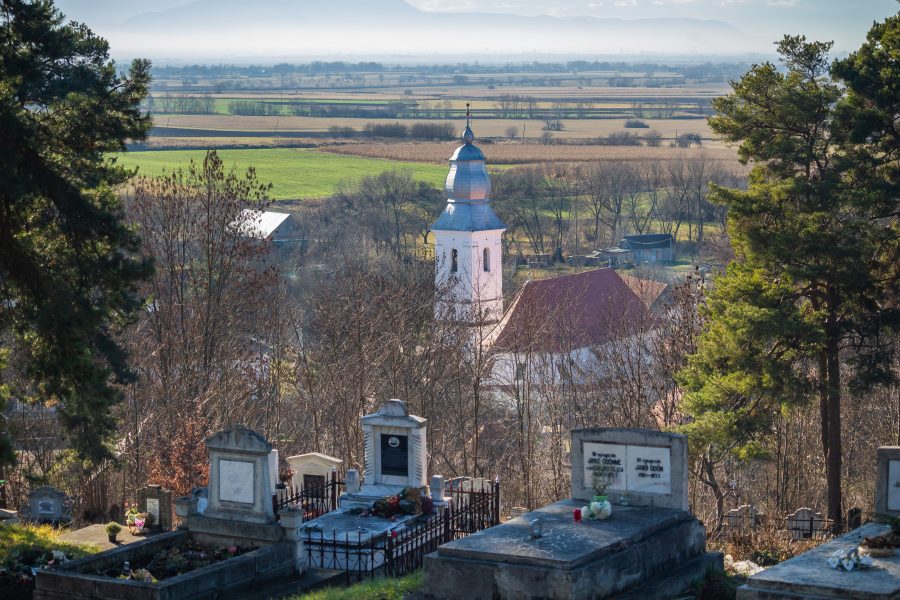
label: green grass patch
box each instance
[290,571,423,600]
[116,149,448,200]
[0,523,99,565]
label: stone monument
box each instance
[182,425,282,546]
[340,399,428,509]
[139,484,174,532]
[424,428,721,600]
[22,486,71,524]
[286,452,342,491]
[738,446,900,599]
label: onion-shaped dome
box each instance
[432,123,504,232]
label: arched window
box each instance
[483,248,490,272]
[451,248,458,273]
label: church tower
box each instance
[432,107,505,324]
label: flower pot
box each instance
[108,534,117,543]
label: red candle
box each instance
[573,508,582,523]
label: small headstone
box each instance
[25,486,70,524]
[570,428,688,510]
[724,504,760,536]
[430,475,444,500]
[847,507,862,530]
[285,452,342,490]
[785,507,824,540]
[139,485,174,531]
[875,446,900,521]
[268,449,280,490]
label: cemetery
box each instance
[5,401,900,598]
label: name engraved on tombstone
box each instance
[146,498,160,524]
[381,434,408,477]
[888,460,900,511]
[38,501,54,514]
[628,446,671,495]
[219,459,255,504]
[583,443,627,490]
[581,443,672,494]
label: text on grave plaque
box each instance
[583,442,672,495]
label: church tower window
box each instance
[451,249,458,273]
[483,248,490,272]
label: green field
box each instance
[116,148,448,200]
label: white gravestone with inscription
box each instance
[875,447,900,520]
[572,428,688,511]
[146,498,160,524]
[220,459,255,504]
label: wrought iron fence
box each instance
[273,469,344,521]
[304,477,500,583]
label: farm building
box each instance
[619,233,674,263]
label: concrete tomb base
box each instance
[423,499,722,600]
[738,522,900,600]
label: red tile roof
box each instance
[492,268,648,353]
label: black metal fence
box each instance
[305,477,500,583]
[273,469,344,521]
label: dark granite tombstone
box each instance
[380,434,408,477]
[139,485,174,532]
[848,506,862,530]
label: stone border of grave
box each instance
[34,530,296,600]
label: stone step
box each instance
[218,567,347,600]
[614,551,724,600]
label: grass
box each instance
[0,523,99,565]
[116,148,448,200]
[290,571,423,600]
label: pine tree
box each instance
[680,27,899,530]
[0,0,152,464]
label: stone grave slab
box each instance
[738,522,900,600]
[424,499,720,599]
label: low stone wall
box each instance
[34,530,295,600]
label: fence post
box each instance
[492,477,501,526]
[330,468,338,512]
[443,505,452,543]
[386,531,394,577]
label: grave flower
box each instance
[827,547,871,572]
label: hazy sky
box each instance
[54,0,898,60]
[409,0,897,52]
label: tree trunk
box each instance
[825,332,843,532]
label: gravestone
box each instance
[25,486,70,524]
[848,507,862,530]
[724,504,760,537]
[340,399,428,509]
[570,428,688,510]
[268,449,280,490]
[424,428,721,600]
[286,452,342,492]
[183,425,282,546]
[875,446,900,520]
[785,507,825,540]
[138,485,174,532]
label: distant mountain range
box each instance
[54,0,767,60]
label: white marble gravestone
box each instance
[340,399,427,509]
[571,428,688,511]
[875,446,900,520]
[286,452,342,490]
[204,426,275,524]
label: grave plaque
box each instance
[875,447,900,520]
[381,434,408,477]
[571,428,688,510]
[220,459,255,504]
[889,460,900,511]
[146,498,160,524]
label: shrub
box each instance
[624,119,649,128]
[105,522,121,536]
[643,130,663,147]
[409,122,455,140]
[363,122,409,138]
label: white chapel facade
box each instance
[432,115,505,325]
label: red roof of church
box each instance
[492,268,648,353]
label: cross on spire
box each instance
[466,102,471,127]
